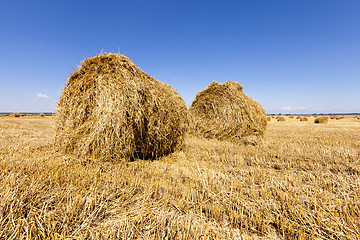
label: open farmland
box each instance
[0,115,359,239]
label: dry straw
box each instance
[38,113,45,117]
[266,116,271,121]
[314,117,328,124]
[55,53,187,160]
[188,80,266,145]
[300,117,308,121]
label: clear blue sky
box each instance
[0,0,359,114]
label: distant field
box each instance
[0,115,359,239]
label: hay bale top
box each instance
[55,53,187,160]
[188,80,266,144]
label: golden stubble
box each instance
[0,115,359,239]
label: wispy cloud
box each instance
[37,93,49,99]
[282,106,293,111]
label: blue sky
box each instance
[0,0,359,114]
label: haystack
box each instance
[266,116,271,121]
[188,80,266,144]
[277,116,286,122]
[300,117,308,121]
[55,53,187,160]
[314,117,328,124]
[9,113,21,117]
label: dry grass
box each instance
[1,116,360,239]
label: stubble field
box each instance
[0,115,359,239]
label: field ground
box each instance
[0,115,359,239]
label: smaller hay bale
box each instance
[9,113,21,117]
[300,117,308,121]
[296,116,302,119]
[288,116,294,119]
[188,80,267,145]
[38,113,45,117]
[277,116,286,122]
[266,116,271,121]
[314,117,328,124]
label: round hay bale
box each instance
[38,113,45,117]
[266,116,271,121]
[300,117,308,121]
[314,117,328,124]
[9,113,21,117]
[188,80,266,144]
[277,116,286,122]
[296,116,302,119]
[55,53,187,160]
[288,116,294,119]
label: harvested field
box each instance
[1,116,359,239]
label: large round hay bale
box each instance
[55,53,187,160]
[188,80,266,144]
